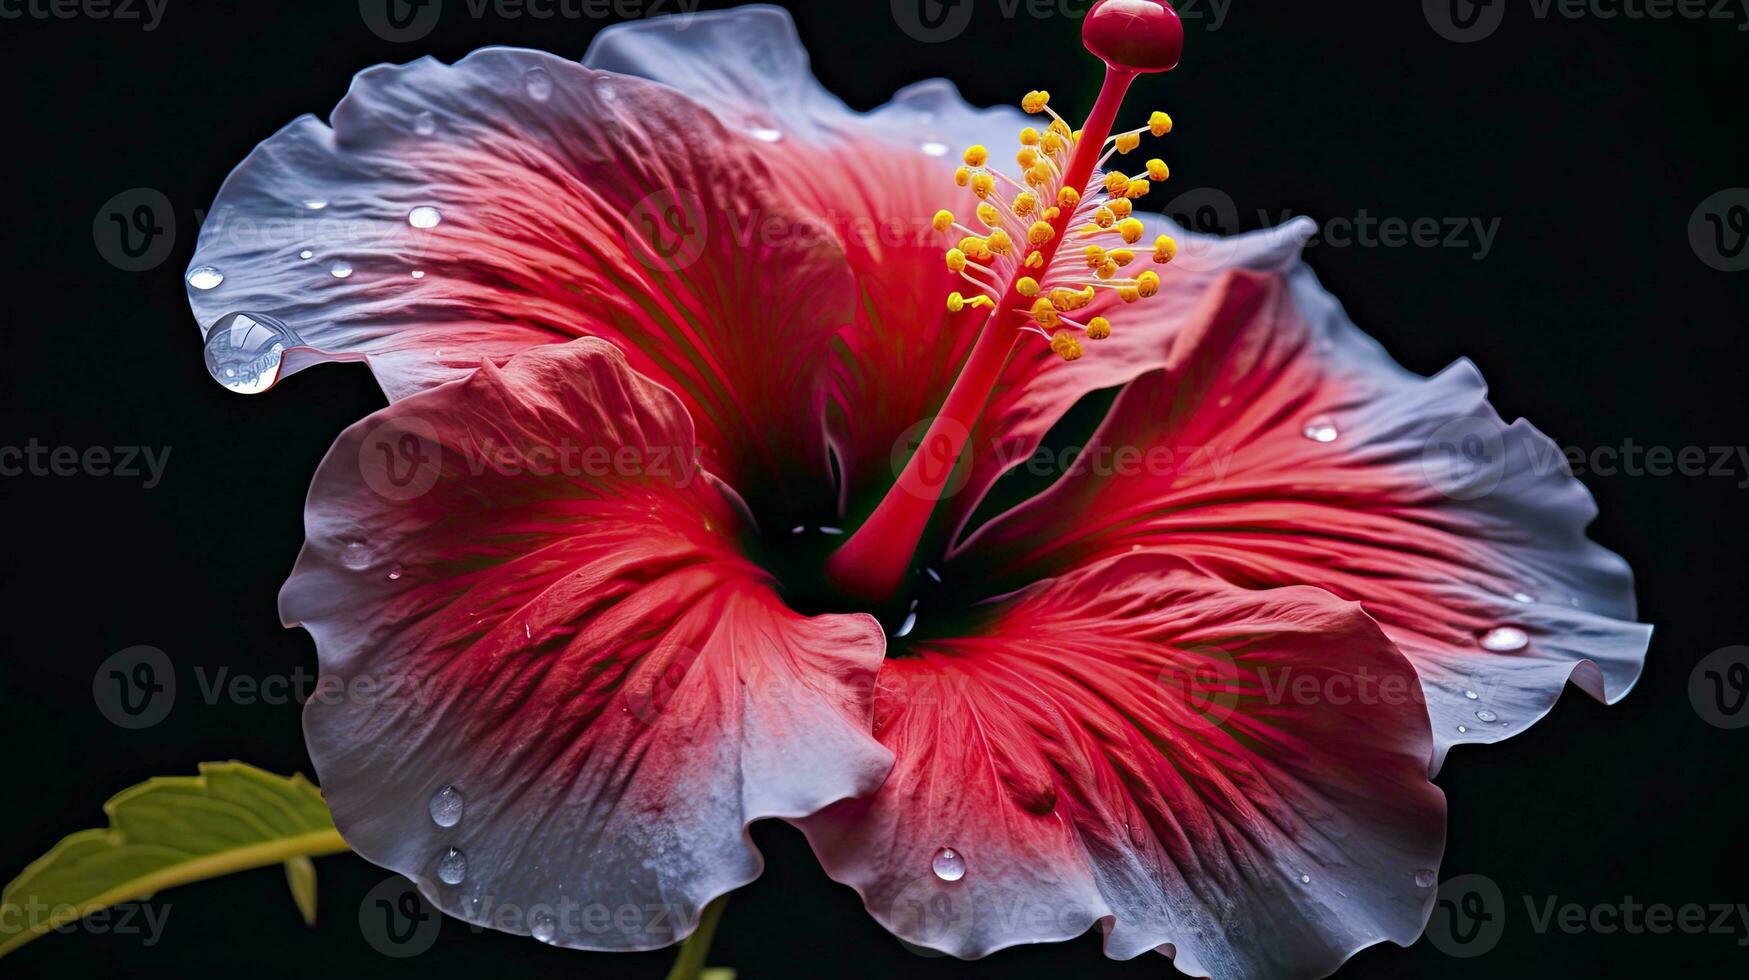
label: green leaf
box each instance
[0,761,348,959]
[283,856,318,927]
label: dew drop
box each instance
[1414,869,1437,889]
[1475,709,1499,723]
[1479,626,1529,652]
[1456,724,1469,734]
[203,311,301,394]
[931,847,966,882]
[1302,415,1339,443]
[819,526,844,536]
[749,127,783,143]
[298,249,314,260]
[436,847,468,885]
[893,612,918,638]
[303,199,328,211]
[1298,873,1311,885]
[925,567,942,583]
[339,541,373,571]
[186,265,225,290]
[411,269,425,279]
[330,261,353,279]
[530,910,557,944]
[408,206,443,229]
[413,111,437,136]
[1513,592,1536,604]
[387,564,404,581]
[524,67,553,101]
[920,141,949,157]
[1463,689,1479,700]
[428,785,464,828]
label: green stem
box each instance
[664,893,730,980]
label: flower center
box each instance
[827,0,1187,604]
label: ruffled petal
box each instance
[187,48,853,517]
[281,338,890,950]
[798,553,1446,977]
[959,268,1651,772]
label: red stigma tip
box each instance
[1082,0,1185,74]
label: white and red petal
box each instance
[281,338,891,950]
[186,48,853,516]
[799,553,1446,976]
[959,269,1651,772]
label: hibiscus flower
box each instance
[183,3,1650,976]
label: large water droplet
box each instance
[530,909,557,944]
[1463,689,1480,700]
[1479,626,1529,652]
[429,785,463,828]
[1414,869,1437,889]
[1302,415,1339,443]
[931,847,966,882]
[524,67,553,101]
[339,541,373,571]
[408,206,442,229]
[186,265,224,290]
[413,111,437,136]
[749,127,783,143]
[330,261,353,279]
[1475,709,1499,723]
[437,847,467,885]
[203,312,301,394]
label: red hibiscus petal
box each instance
[959,268,1651,771]
[280,338,890,950]
[798,553,1446,975]
[187,48,853,517]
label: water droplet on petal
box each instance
[1298,873,1311,884]
[819,526,844,536]
[531,910,556,943]
[411,269,425,279]
[749,127,783,143]
[1463,689,1479,700]
[931,847,965,882]
[1475,709,1499,723]
[408,206,442,229]
[893,612,917,638]
[413,111,437,135]
[330,262,353,279]
[1414,869,1437,889]
[524,67,553,101]
[437,847,467,885]
[925,567,942,583]
[303,199,328,211]
[1456,724,1469,734]
[1479,626,1529,652]
[1302,415,1339,443]
[186,266,224,290]
[920,141,949,157]
[428,785,463,827]
[203,311,301,394]
[387,564,404,581]
[339,541,372,570]
[1513,592,1536,604]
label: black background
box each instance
[2,0,1746,977]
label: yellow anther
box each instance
[1025,251,1045,270]
[1017,277,1041,297]
[987,229,1013,255]
[932,210,955,233]
[1137,270,1161,298]
[959,236,993,261]
[1085,245,1107,268]
[977,203,1002,228]
[1022,90,1051,114]
[1149,111,1173,137]
[1104,171,1131,195]
[1154,235,1178,264]
[1127,179,1151,200]
[1118,218,1146,244]
[1093,206,1117,228]
[1050,331,1083,361]
[1110,198,1134,218]
[1012,193,1038,217]
[1097,258,1119,280]
[1147,159,1170,182]
[1041,131,1065,155]
[1109,249,1136,267]
[1079,286,1097,306]
[1043,207,1061,223]
[1119,286,1141,304]
[1017,147,1039,169]
[1032,297,1061,328]
[1026,161,1053,187]
[972,172,996,199]
[964,145,989,167]
[1050,288,1076,312]
[1048,118,1072,137]
[1058,186,1081,209]
[945,249,968,273]
[969,295,994,309]
[954,167,971,188]
[1027,220,1056,246]
[947,292,967,313]
[1020,127,1041,146]
[1086,316,1112,340]
[1115,132,1142,154]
